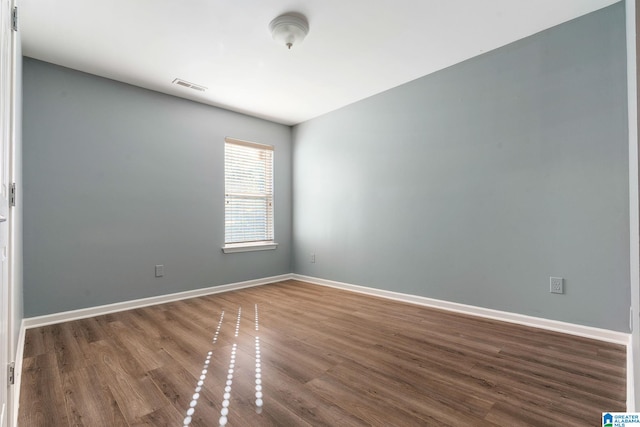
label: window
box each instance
[222,137,277,253]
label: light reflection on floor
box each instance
[182,310,224,426]
[254,304,263,412]
[181,305,263,426]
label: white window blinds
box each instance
[224,137,274,245]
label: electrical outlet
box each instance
[155,264,164,277]
[550,277,563,294]
[310,253,316,263]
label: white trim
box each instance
[222,242,278,254]
[22,272,631,345]
[292,274,630,345]
[629,338,635,411]
[11,320,24,427]
[224,136,274,151]
[627,0,640,412]
[22,274,292,329]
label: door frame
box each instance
[3,0,19,424]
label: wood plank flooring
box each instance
[18,279,626,426]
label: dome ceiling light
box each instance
[269,13,309,50]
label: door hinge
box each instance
[9,183,15,207]
[8,362,15,386]
[11,7,17,32]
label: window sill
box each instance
[222,242,279,254]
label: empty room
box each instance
[1,0,639,426]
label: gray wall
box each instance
[23,58,292,317]
[292,3,629,331]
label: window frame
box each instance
[222,137,278,254]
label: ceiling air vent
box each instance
[172,78,207,92]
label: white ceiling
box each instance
[20,0,619,126]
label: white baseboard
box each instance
[11,320,25,427]
[24,273,630,344]
[292,274,631,346]
[22,274,293,329]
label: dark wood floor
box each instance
[18,280,626,426]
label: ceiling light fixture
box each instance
[269,13,309,50]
